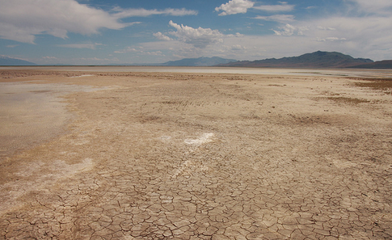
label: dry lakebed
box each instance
[0,67,392,239]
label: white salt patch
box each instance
[172,133,215,178]
[332,159,357,169]
[52,158,94,174]
[172,160,192,178]
[159,135,172,141]
[0,158,94,214]
[69,75,95,78]
[184,133,214,146]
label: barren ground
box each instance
[0,69,392,239]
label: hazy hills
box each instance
[160,51,392,68]
[1,51,392,68]
[0,56,35,65]
[348,60,392,69]
[161,57,236,66]
[219,51,375,68]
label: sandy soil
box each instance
[0,68,392,239]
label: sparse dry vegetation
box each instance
[326,96,370,104]
[353,78,392,95]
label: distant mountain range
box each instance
[1,52,392,68]
[161,57,236,66]
[348,60,392,69]
[218,51,376,68]
[0,56,35,65]
[160,52,392,68]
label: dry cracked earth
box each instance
[0,69,392,239]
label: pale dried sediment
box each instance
[1,69,392,239]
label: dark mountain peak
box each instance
[220,51,373,68]
[312,50,328,56]
[299,51,352,60]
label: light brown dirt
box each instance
[0,69,392,239]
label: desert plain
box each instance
[0,67,392,239]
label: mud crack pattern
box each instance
[1,71,392,239]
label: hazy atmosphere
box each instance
[1,0,392,65]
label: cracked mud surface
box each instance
[1,69,392,239]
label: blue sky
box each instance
[1,0,392,65]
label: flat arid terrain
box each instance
[0,67,392,239]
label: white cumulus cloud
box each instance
[153,32,172,41]
[317,26,336,31]
[114,46,164,56]
[216,0,295,16]
[254,14,295,23]
[215,0,254,16]
[58,43,103,49]
[0,0,197,44]
[0,0,126,43]
[347,0,392,13]
[253,2,294,12]
[168,21,224,48]
[112,7,198,18]
[272,24,308,36]
[267,13,392,60]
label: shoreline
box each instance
[1,66,392,78]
